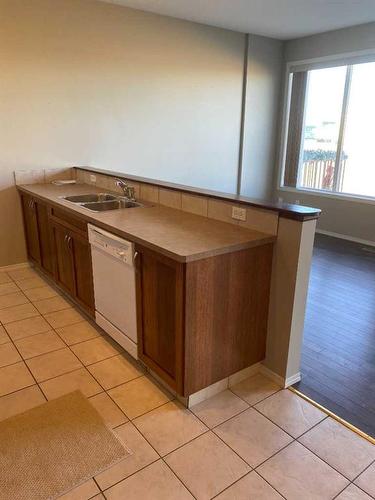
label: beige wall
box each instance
[241,35,284,200]
[277,190,375,243]
[265,217,316,382]
[0,0,246,266]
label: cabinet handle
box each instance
[134,251,140,272]
[67,235,73,251]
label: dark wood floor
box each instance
[294,233,375,438]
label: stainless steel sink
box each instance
[63,193,117,203]
[81,200,143,212]
[62,192,144,212]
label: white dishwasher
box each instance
[88,224,138,359]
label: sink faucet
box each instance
[115,179,136,201]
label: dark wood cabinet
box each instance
[21,194,41,265]
[136,248,184,393]
[135,243,273,397]
[50,220,95,315]
[70,231,95,313]
[20,189,273,399]
[50,221,76,295]
[21,194,95,316]
[35,200,54,276]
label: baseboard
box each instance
[0,262,30,272]
[285,372,301,387]
[260,365,285,387]
[316,229,375,248]
[228,362,262,387]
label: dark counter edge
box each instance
[17,185,276,263]
[74,166,321,222]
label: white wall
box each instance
[0,0,246,266]
[277,22,375,243]
[241,35,284,199]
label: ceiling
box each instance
[100,0,375,40]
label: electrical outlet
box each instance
[89,174,96,184]
[231,206,246,222]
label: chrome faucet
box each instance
[115,179,136,201]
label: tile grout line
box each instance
[249,407,357,487]
[111,418,199,500]
[4,268,374,499]
[134,420,199,499]
[210,469,288,500]
[1,311,49,402]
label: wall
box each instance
[277,22,375,243]
[0,0,246,266]
[241,35,283,199]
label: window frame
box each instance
[278,49,375,204]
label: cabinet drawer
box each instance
[50,206,88,236]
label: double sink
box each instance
[63,193,144,212]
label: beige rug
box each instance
[0,390,130,500]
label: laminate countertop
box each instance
[18,183,276,262]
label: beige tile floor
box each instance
[0,267,374,500]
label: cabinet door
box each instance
[35,201,54,276]
[70,232,95,314]
[136,247,184,392]
[21,194,41,264]
[51,222,75,296]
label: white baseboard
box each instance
[285,372,301,387]
[260,365,285,387]
[228,362,262,387]
[187,378,229,408]
[316,229,375,248]
[186,362,289,408]
[260,365,300,388]
[0,262,30,272]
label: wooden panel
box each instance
[50,206,87,236]
[184,244,273,395]
[71,233,95,315]
[21,194,41,264]
[136,247,184,392]
[35,201,54,276]
[51,222,75,296]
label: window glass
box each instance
[298,66,346,191]
[340,62,375,197]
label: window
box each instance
[283,61,375,199]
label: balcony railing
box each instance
[299,159,346,191]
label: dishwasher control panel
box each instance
[88,224,134,265]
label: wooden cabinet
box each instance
[21,194,41,265]
[20,189,273,398]
[135,243,273,397]
[70,231,95,313]
[50,222,76,295]
[50,220,95,315]
[21,194,54,276]
[136,248,184,393]
[21,194,95,316]
[35,201,54,276]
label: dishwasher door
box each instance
[88,225,137,357]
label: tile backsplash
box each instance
[75,169,279,235]
[14,168,75,185]
[15,167,279,235]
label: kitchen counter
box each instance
[18,183,276,262]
